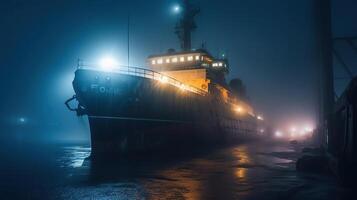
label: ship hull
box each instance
[73,69,258,159]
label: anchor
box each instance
[65,95,86,116]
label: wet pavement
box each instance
[0,140,353,200]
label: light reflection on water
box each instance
[59,146,91,168]
[52,142,342,200]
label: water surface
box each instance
[0,140,352,200]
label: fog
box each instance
[0,0,356,143]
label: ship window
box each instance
[212,63,218,67]
[172,57,178,62]
[195,55,200,60]
[152,60,156,65]
[188,56,193,61]
[180,57,185,62]
[166,58,170,63]
[157,58,163,64]
[201,56,204,61]
[218,62,223,67]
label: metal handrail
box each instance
[77,63,207,96]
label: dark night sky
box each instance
[0,0,356,142]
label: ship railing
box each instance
[77,63,207,96]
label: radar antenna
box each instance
[175,0,200,51]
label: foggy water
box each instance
[0,140,352,200]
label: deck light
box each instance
[257,115,264,120]
[179,84,186,91]
[159,76,168,83]
[235,106,244,113]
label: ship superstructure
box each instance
[66,0,261,159]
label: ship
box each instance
[66,0,263,159]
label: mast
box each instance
[175,0,200,51]
[127,13,130,66]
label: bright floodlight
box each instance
[99,56,118,71]
[173,5,181,13]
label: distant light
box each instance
[259,129,265,133]
[99,56,118,71]
[304,126,313,132]
[18,117,26,124]
[222,53,225,57]
[275,131,282,137]
[173,5,181,13]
